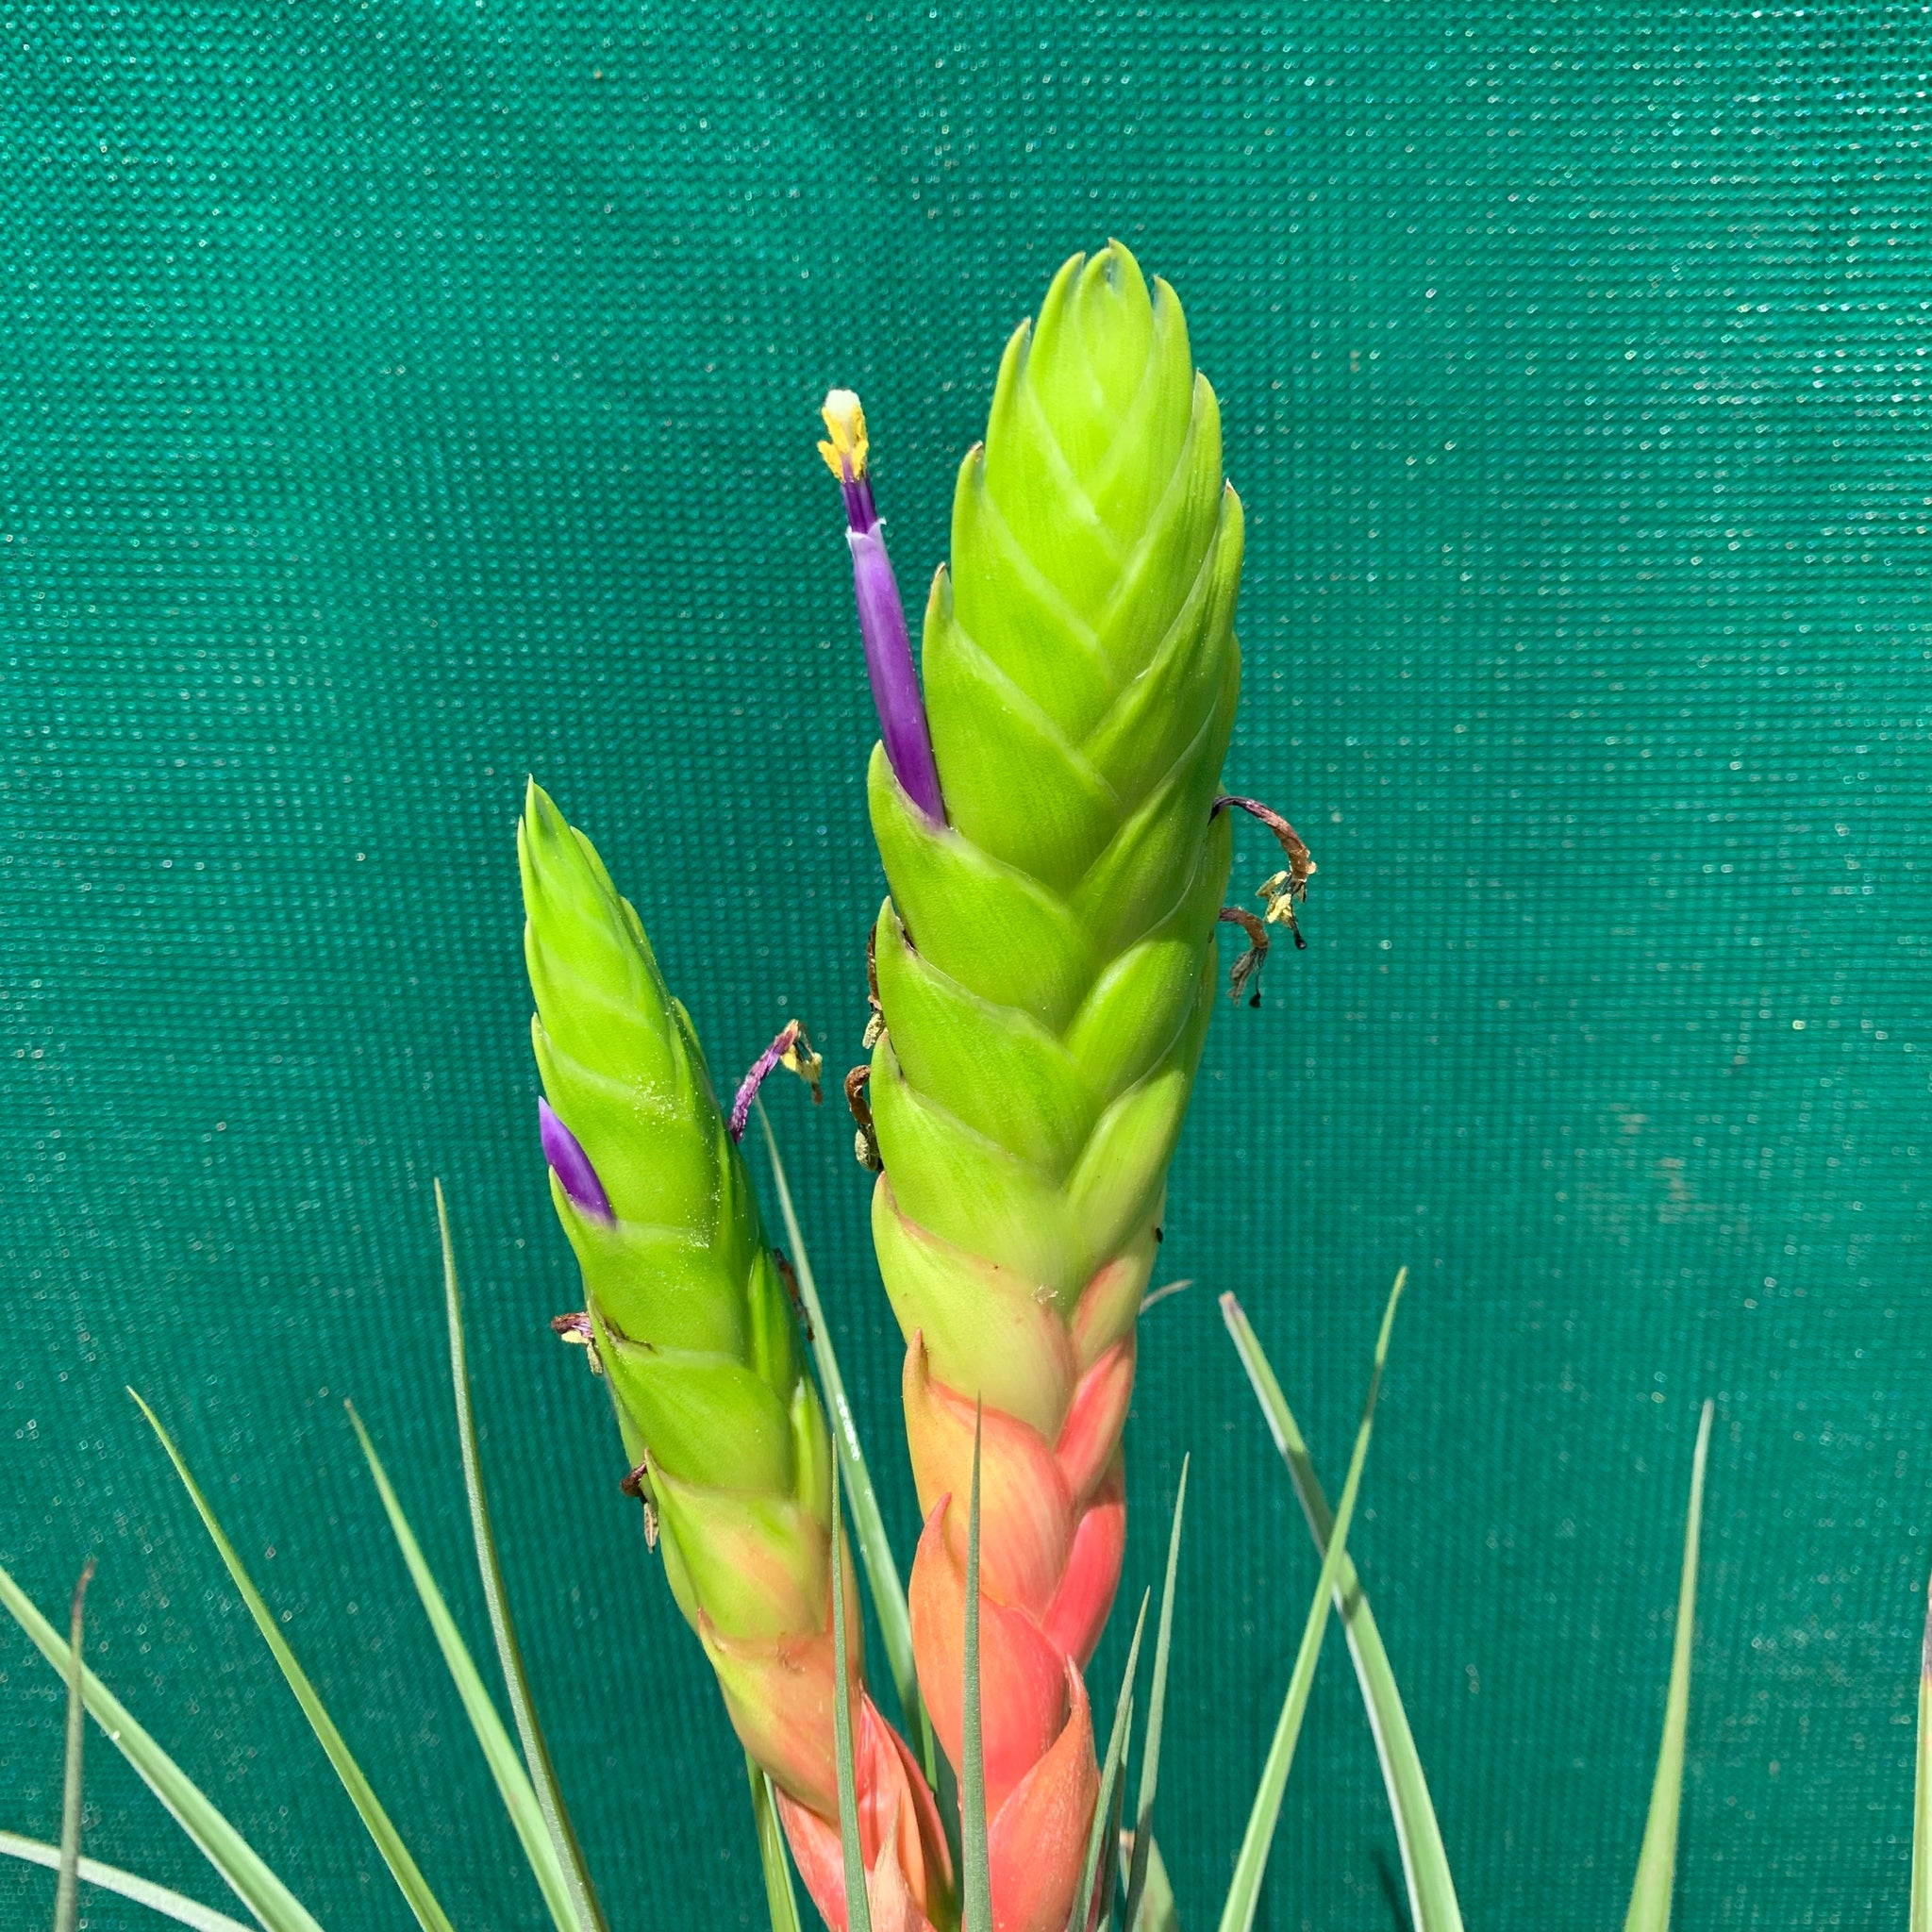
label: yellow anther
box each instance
[777,1023,824,1101]
[818,388,870,480]
[1257,870,1298,924]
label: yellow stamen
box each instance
[818,388,869,480]
[777,1022,824,1102]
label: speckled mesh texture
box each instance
[3,7,1925,1928]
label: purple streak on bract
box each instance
[539,1097,612,1221]
[846,520,945,822]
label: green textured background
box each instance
[4,4,1926,1926]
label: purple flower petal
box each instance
[819,388,945,824]
[539,1097,612,1222]
[847,524,945,822]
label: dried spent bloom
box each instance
[727,1019,824,1142]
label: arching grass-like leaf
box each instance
[0,1561,322,1932]
[758,1105,931,1780]
[1117,1836,1177,1932]
[1066,1591,1150,1932]
[1622,1398,1712,1932]
[130,1391,457,1932]
[749,1757,805,1932]
[1221,1279,1463,1932]
[1216,1269,1407,1932]
[1124,1459,1189,1930]
[830,1455,874,1932]
[54,1558,94,1932]
[436,1181,609,1932]
[0,1831,257,1932]
[1093,1698,1133,1928]
[344,1400,580,1932]
[1913,1572,1932,1932]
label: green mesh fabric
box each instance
[3,7,1925,1929]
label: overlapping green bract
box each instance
[866,243,1241,1932]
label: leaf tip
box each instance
[1921,1570,1932,1685]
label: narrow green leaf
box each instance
[830,1456,874,1932]
[1222,1280,1464,1932]
[748,1757,805,1932]
[1093,1696,1133,1929]
[437,1180,610,1932]
[1622,1398,1712,1932]
[1912,1573,1932,1932]
[0,1560,323,1932]
[961,1408,993,1932]
[1117,1837,1177,1932]
[344,1400,579,1932]
[1124,1460,1188,1930]
[1,1831,257,1932]
[54,1557,94,1932]
[758,1105,932,1779]
[1216,1269,1407,1932]
[130,1391,457,1932]
[1066,1591,1150,1932]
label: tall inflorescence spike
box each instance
[858,243,1244,1932]
[520,780,953,1932]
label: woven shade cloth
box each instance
[4,5,1925,1925]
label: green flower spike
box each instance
[520,780,953,1932]
[840,242,1305,1932]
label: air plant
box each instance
[4,245,1924,1932]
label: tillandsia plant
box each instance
[820,242,1309,1931]
[8,240,1929,1932]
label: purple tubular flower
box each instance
[839,458,876,534]
[846,524,945,821]
[539,1096,612,1222]
[819,389,946,824]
